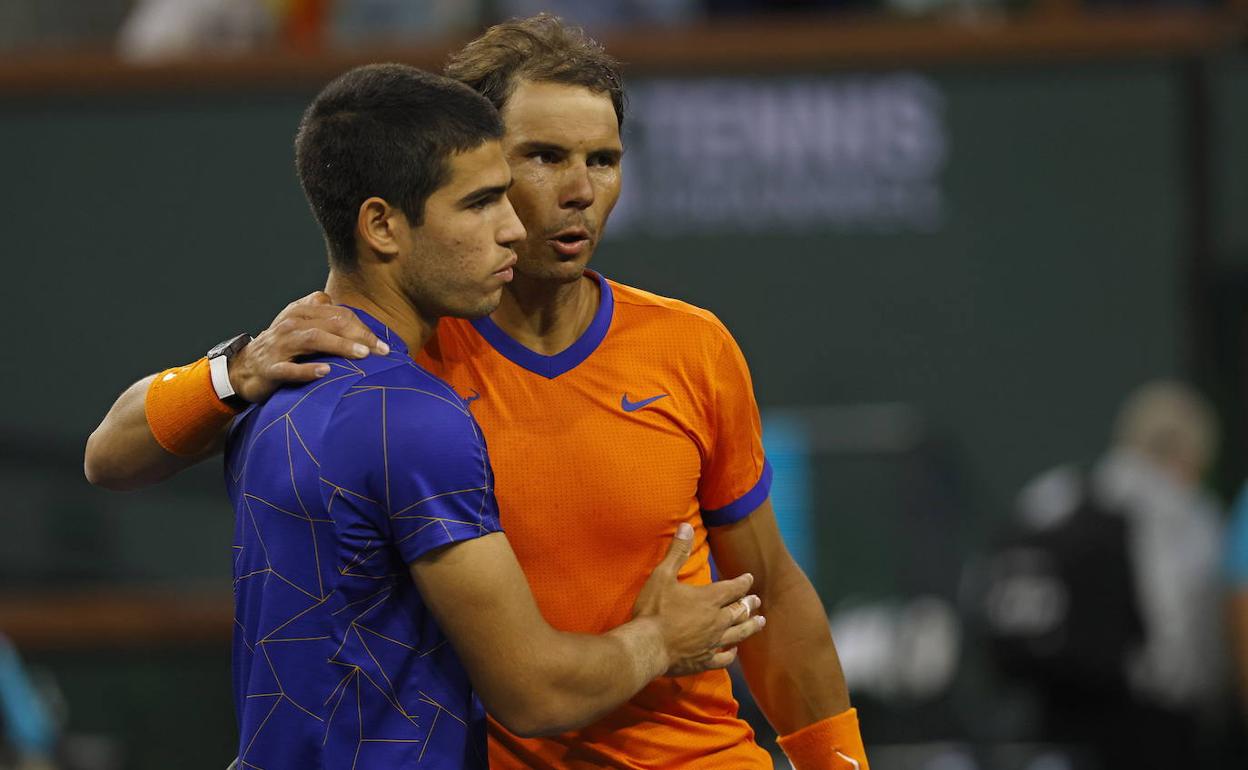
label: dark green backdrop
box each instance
[2,53,1244,768]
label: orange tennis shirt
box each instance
[416,270,774,769]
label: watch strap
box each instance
[206,333,252,409]
[208,353,239,405]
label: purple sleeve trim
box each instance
[702,459,773,527]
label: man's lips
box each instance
[493,253,517,280]
[547,227,592,257]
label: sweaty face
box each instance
[499,80,623,284]
[399,141,525,319]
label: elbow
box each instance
[489,712,543,740]
[83,432,128,491]
[473,634,608,738]
[83,432,108,487]
[491,709,573,740]
[485,695,581,739]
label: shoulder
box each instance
[331,353,477,434]
[312,354,486,484]
[239,350,411,421]
[238,350,473,444]
[607,278,736,352]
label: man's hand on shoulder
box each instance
[229,291,391,403]
[84,291,391,491]
[632,523,765,677]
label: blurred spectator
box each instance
[0,635,57,770]
[0,1,130,54]
[116,0,486,59]
[117,0,278,61]
[1226,485,1248,722]
[984,381,1226,769]
[331,0,482,48]
[706,0,864,14]
[494,1,697,31]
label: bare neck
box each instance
[490,270,600,356]
[324,270,436,355]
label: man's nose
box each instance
[559,164,594,211]
[497,195,526,247]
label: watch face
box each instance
[208,333,252,359]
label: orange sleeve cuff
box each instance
[145,358,239,457]
[778,708,870,770]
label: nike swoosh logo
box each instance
[835,752,860,770]
[621,393,668,412]
[464,390,480,403]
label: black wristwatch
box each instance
[206,333,253,410]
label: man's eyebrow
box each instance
[513,140,567,155]
[515,140,623,159]
[457,180,512,206]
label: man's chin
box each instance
[473,292,504,318]
[517,252,593,284]
[443,291,503,321]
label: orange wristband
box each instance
[145,357,239,457]
[778,708,870,770]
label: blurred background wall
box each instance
[1,1,1247,768]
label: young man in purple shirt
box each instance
[108,64,763,769]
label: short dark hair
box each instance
[444,14,626,128]
[294,63,504,270]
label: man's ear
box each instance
[356,197,407,261]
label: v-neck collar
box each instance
[343,306,409,356]
[469,270,614,380]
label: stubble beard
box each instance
[513,240,593,286]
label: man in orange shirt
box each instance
[85,15,867,770]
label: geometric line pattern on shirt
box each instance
[230,367,360,486]
[323,381,492,565]
[231,342,495,769]
[325,368,489,763]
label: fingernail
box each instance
[376,341,390,355]
[756,616,766,628]
[743,572,753,585]
[314,365,330,377]
[676,522,693,540]
[353,343,369,358]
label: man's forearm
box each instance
[503,618,668,737]
[84,293,392,492]
[706,498,866,767]
[84,372,226,490]
[738,561,850,734]
[415,533,684,739]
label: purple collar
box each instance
[469,270,614,379]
